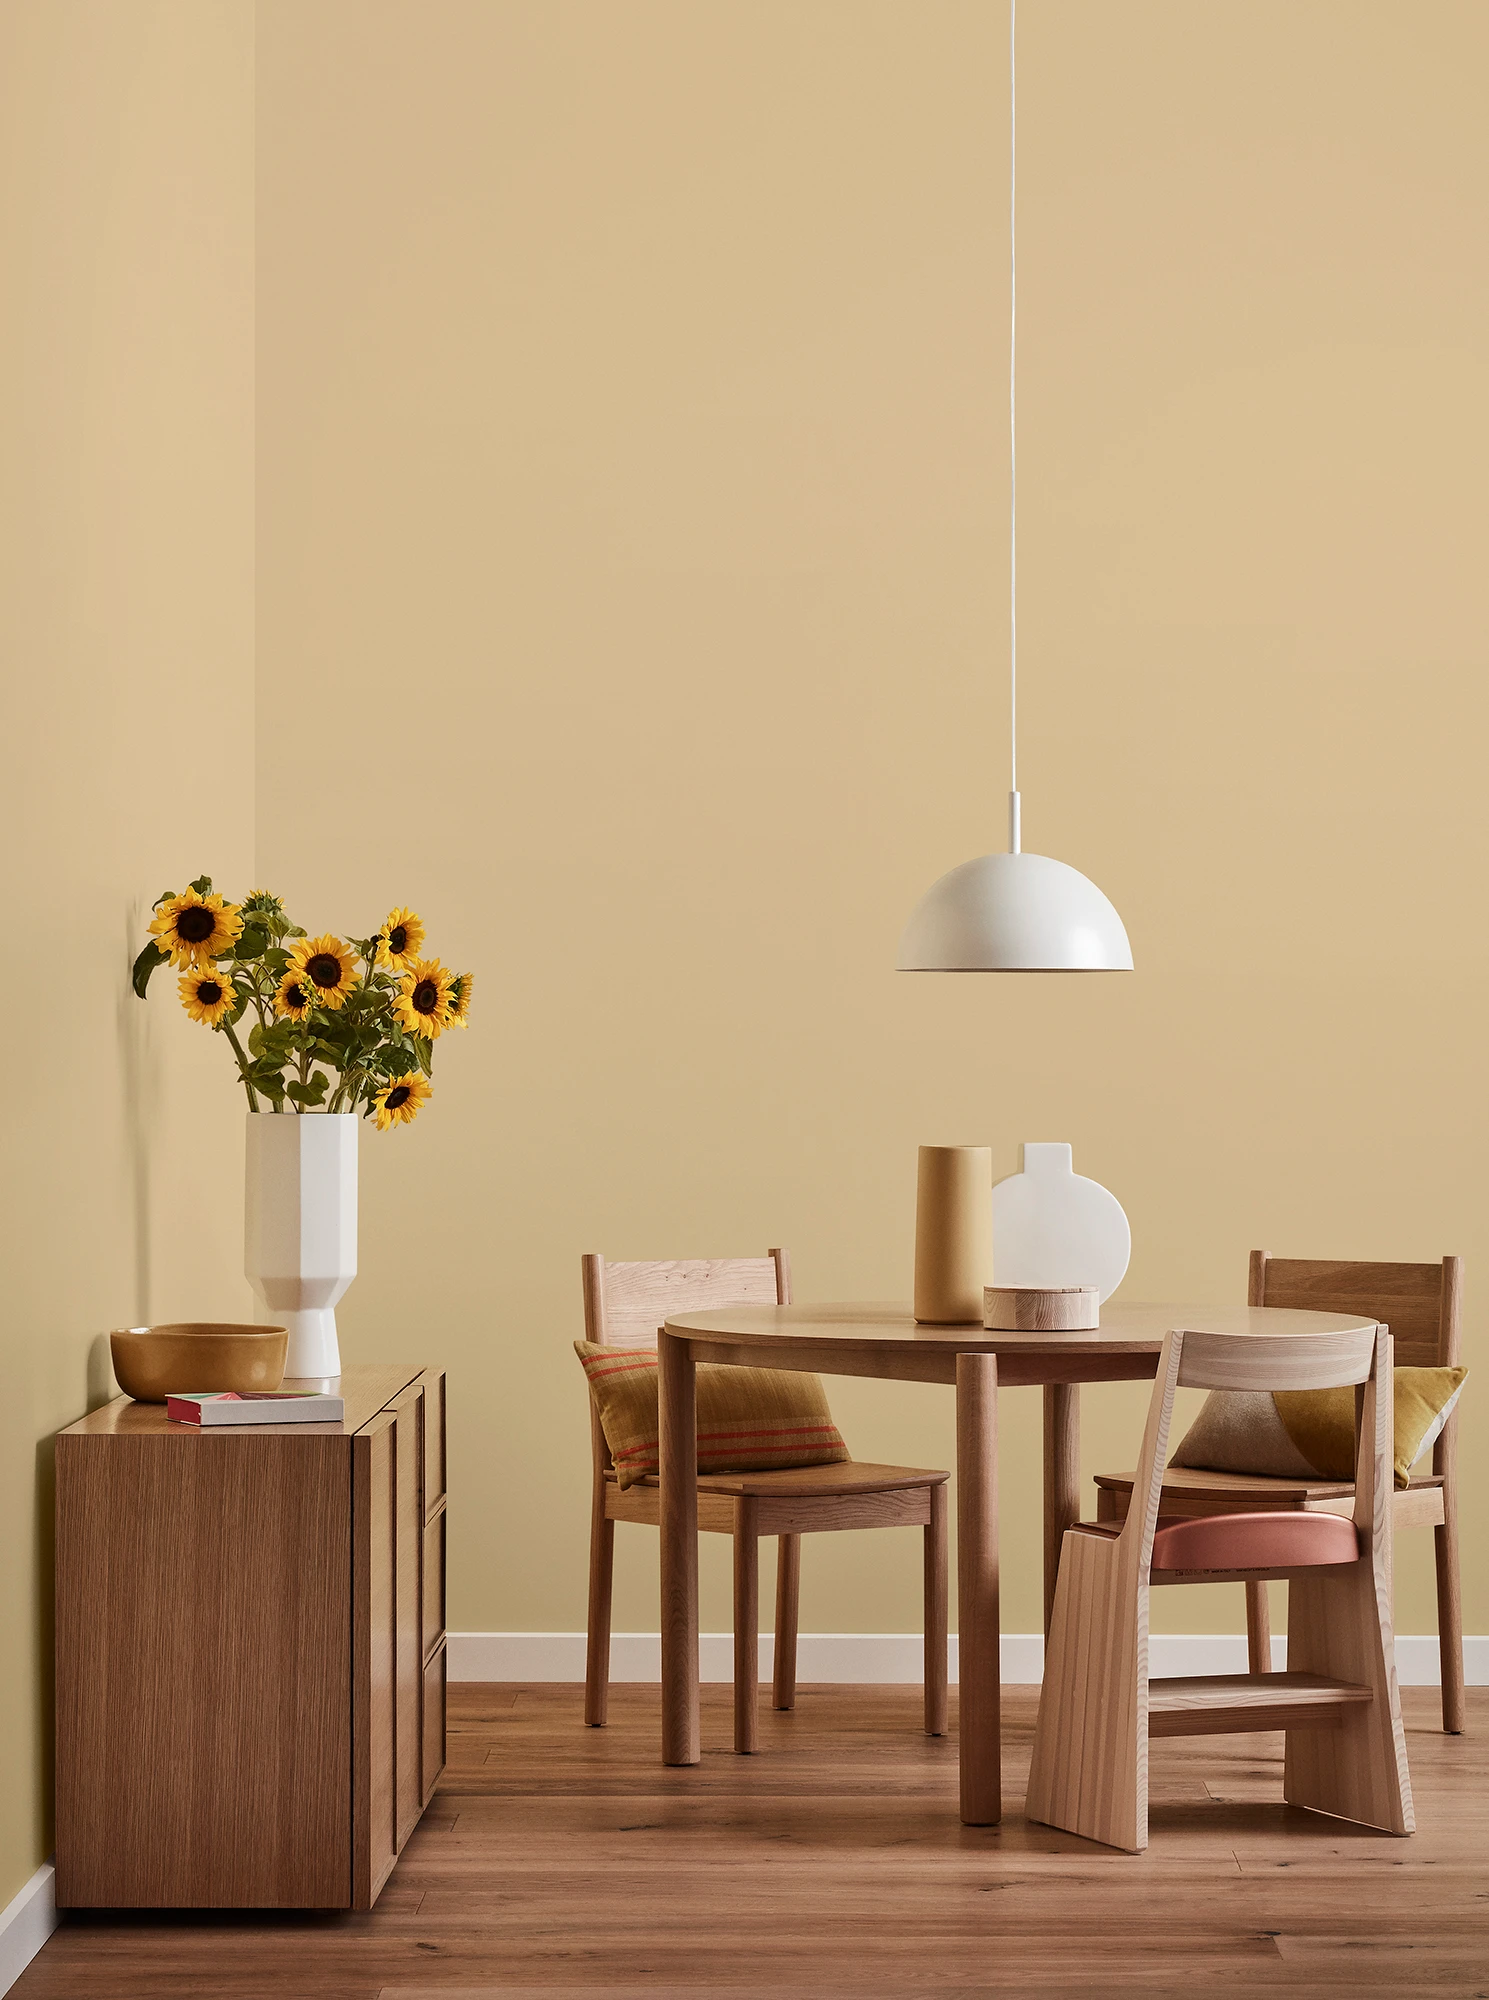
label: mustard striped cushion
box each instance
[575,1342,850,1489]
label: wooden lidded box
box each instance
[54,1364,446,1910]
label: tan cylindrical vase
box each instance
[914,1144,994,1324]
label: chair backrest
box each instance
[581,1250,791,1350]
[1250,1251,1461,1368]
[1122,1323,1392,1578]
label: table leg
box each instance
[659,1328,700,1765]
[1043,1383,1080,1639]
[956,1351,1000,1826]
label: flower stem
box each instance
[222,1019,261,1111]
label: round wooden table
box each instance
[657,1298,1379,1825]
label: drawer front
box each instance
[422,1643,447,1807]
[423,1509,446,1662]
[423,1371,446,1516]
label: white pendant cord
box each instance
[1007,0,1021,855]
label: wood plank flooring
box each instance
[18,1684,1488,1998]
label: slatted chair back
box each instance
[581,1251,790,1350]
[1250,1252,1461,1369]
[1122,1324,1391,1579]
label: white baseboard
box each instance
[0,1864,55,1999]
[448,1630,1487,1687]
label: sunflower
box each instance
[150,889,242,968]
[375,907,426,972]
[287,934,358,1010]
[393,958,456,1039]
[372,1072,431,1131]
[446,971,474,1028]
[274,971,314,1022]
[178,967,237,1027]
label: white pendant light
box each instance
[897,1,1133,975]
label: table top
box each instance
[664,1298,1378,1359]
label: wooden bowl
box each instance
[983,1286,1100,1332]
[109,1323,288,1403]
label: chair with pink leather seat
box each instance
[1026,1320,1414,1853]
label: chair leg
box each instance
[924,1482,948,1737]
[772,1534,800,1711]
[1245,1580,1272,1674]
[584,1500,615,1728]
[734,1499,759,1753]
[1435,1485,1465,1734]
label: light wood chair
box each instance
[1028,1320,1414,1853]
[582,1250,949,1753]
[1094,1254,1465,1731]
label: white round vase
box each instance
[244,1111,358,1382]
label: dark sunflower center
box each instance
[177,906,216,943]
[413,979,439,1013]
[306,954,342,988]
[389,926,407,954]
[386,1084,411,1110]
[198,981,223,1005]
[286,983,307,1008]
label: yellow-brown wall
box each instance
[0,2,254,1906]
[256,0,1486,1653]
[3,0,1485,1912]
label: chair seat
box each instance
[1095,1464,1445,1508]
[1151,1509,1360,1573]
[606,1459,948,1498]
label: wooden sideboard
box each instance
[54,1364,447,1909]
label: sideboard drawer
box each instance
[423,1508,446,1660]
[424,1369,446,1516]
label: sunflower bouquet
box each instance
[132,879,472,1131]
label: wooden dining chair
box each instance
[581,1250,949,1752]
[1028,1320,1413,1852]
[1094,1254,1465,1731]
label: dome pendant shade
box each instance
[896,849,1133,971]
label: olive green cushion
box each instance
[1171,1367,1466,1490]
[576,1342,849,1490]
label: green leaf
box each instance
[263,948,291,970]
[188,875,213,895]
[382,1044,418,1076]
[236,926,270,960]
[152,887,178,911]
[416,1036,433,1078]
[248,1023,266,1057]
[285,1074,330,1106]
[131,941,169,999]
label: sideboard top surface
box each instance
[58,1364,424,1440]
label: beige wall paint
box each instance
[256,0,1488,1654]
[0,2,254,1903]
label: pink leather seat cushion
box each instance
[1150,1510,1359,1573]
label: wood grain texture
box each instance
[1100,1254,1464,1734]
[353,1413,398,1912]
[954,1352,999,1826]
[394,1385,426,1851]
[587,1255,948,1761]
[985,1285,1099,1331]
[55,1430,352,1908]
[771,1534,799,1711]
[1033,1328,1412,1854]
[17,1682,1488,2000]
[60,1364,424,1439]
[658,1327,700,1766]
[1148,1673,1373,1737]
[733,1498,759,1753]
[1043,1382,1080,1636]
[923,1481,949,1739]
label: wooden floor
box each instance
[19,1684,1488,1998]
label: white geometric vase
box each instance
[990,1141,1131,1304]
[244,1111,358,1382]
